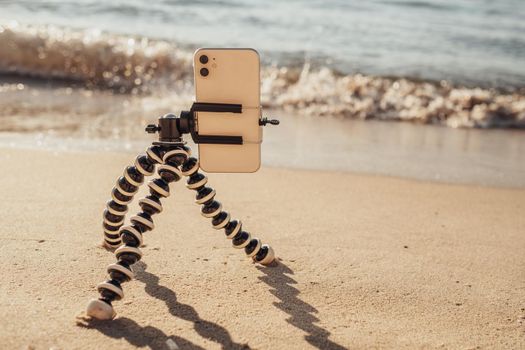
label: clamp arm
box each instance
[189,102,243,145]
[145,102,279,145]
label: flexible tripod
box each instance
[86,103,279,320]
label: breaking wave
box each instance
[0,22,524,128]
[0,22,192,91]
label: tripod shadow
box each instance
[133,262,250,350]
[77,316,205,350]
[257,262,347,350]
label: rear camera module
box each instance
[200,67,209,77]
[199,55,209,64]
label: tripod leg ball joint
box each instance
[88,143,275,320]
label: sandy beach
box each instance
[1,1,525,348]
[0,146,523,349]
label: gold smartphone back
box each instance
[193,48,262,173]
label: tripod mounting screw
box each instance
[259,118,280,126]
[145,124,160,134]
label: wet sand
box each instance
[1,112,524,187]
[0,147,524,349]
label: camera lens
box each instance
[199,55,209,64]
[200,68,209,77]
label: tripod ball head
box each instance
[145,113,185,142]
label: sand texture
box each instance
[0,147,524,349]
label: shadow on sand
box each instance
[78,262,249,350]
[79,261,344,349]
[257,261,347,350]
[77,316,205,350]
[133,262,250,350]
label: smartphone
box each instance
[193,48,262,173]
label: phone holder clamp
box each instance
[145,102,279,145]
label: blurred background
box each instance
[0,0,524,186]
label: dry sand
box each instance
[0,147,524,349]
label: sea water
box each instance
[1,0,524,87]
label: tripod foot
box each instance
[253,244,275,266]
[86,298,116,320]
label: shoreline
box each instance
[0,146,523,349]
[2,114,524,189]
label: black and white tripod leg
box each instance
[102,146,164,249]
[181,155,276,266]
[87,147,173,320]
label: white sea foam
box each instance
[0,23,524,129]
